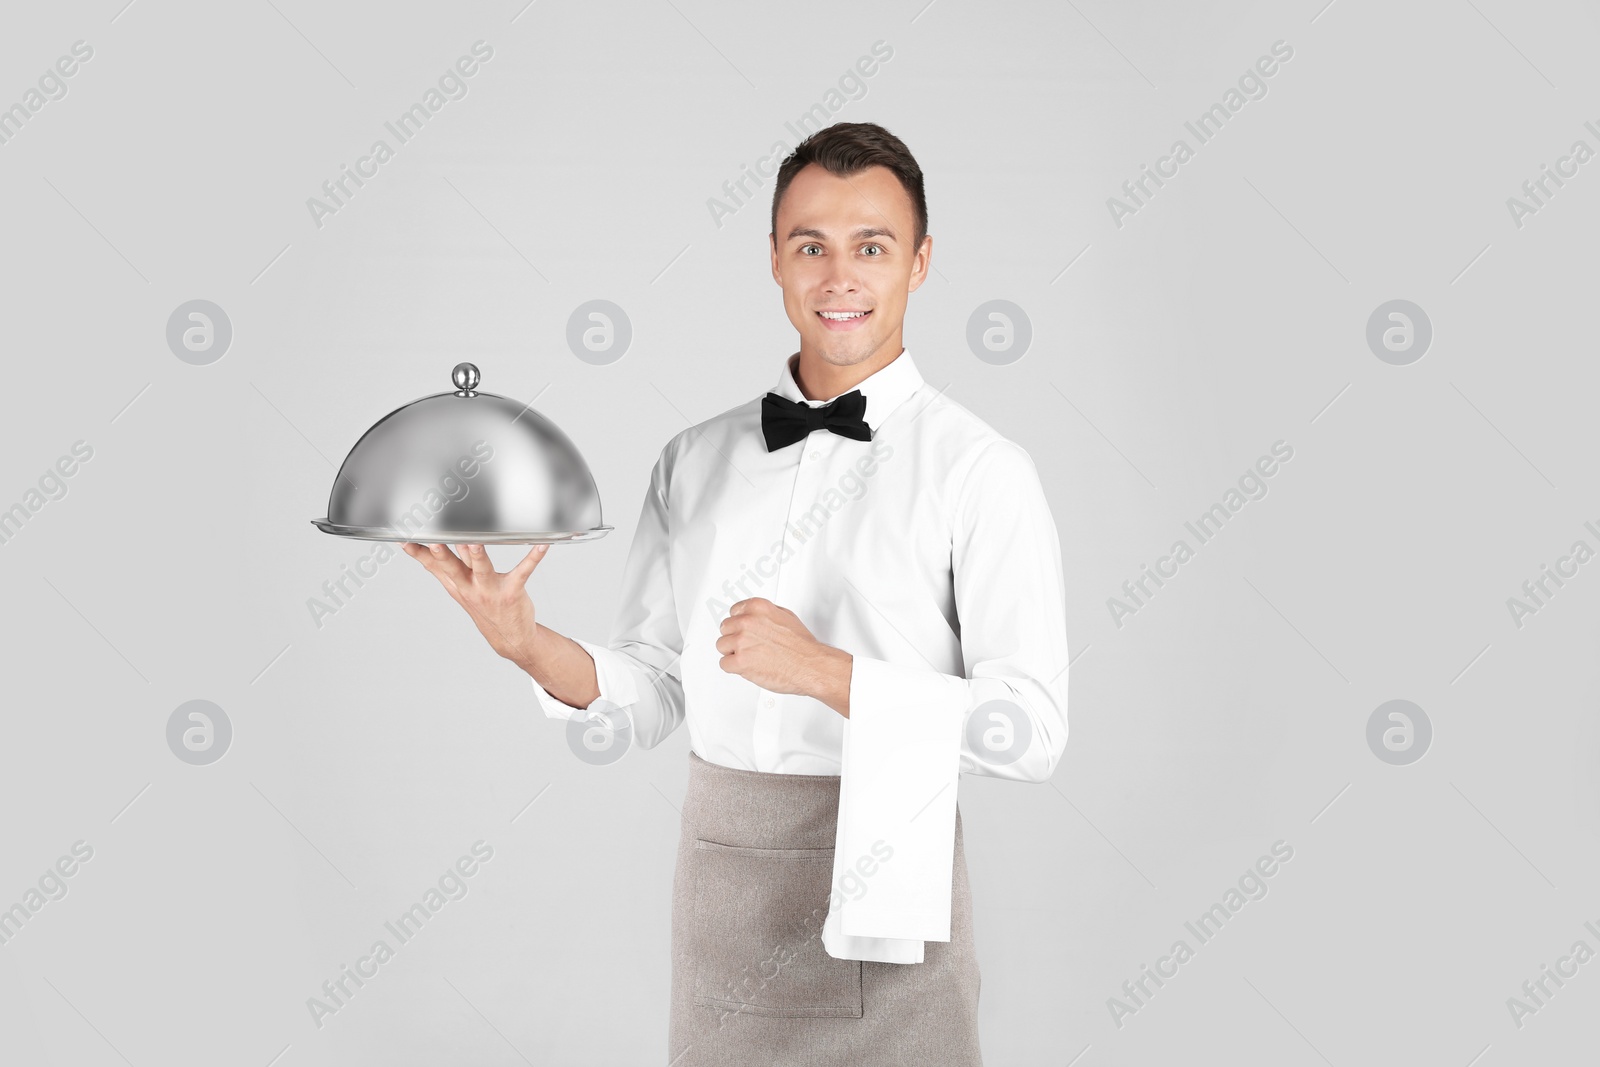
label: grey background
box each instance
[2,0,1596,1063]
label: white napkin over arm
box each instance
[822,438,1071,963]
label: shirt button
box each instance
[764,697,775,707]
[809,450,819,460]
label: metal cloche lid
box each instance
[311,362,613,545]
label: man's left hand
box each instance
[717,597,849,710]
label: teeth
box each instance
[819,311,867,320]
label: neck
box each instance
[793,343,904,401]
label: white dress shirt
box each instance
[530,348,1070,963]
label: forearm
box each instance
[812,645,854,719]
[518,623,601,710]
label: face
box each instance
[770,163,931,371]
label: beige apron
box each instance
[668,749,983,1065]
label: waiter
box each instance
[403,121,1069,1066]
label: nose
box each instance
[823,273,860,296]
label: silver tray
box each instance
[310,519,612,545]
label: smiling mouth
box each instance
[817,310,871,321]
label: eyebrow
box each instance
[786,225,897,243]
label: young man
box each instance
[403,121,1069,1065]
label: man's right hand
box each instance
[401,541,550,670]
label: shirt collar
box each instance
[772,348,924,434]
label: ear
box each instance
[907,233,933,294]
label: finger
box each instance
[507,543,551,586]
[407,543,463,585]
[462,542,496,580]
[401,541,438,570]
[423,542,470,583]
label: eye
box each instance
[862,244,884,256]
[800,244,822,255]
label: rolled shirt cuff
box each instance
[528,637,640,727]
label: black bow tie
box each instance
[761,390,872,452]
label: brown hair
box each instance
[770,122,928,252]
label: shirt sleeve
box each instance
[947,437,1071,783]
[823,437,1070,960]
[528,441,686,750]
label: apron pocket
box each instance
[689,838,863,1019]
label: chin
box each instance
[818,336,873,361]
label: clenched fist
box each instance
[717,597,853,715]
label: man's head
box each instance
[769,122,930,374]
